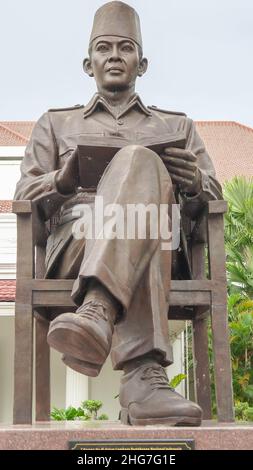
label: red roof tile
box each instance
[0,121,34,146]
[0,200,13,213]
[196,121,253,182]
[0,280,16,302]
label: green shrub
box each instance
[51,400,108,421]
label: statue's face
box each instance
[85,35,145,91]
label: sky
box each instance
[0,0,253,126]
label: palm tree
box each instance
[224,177,253,405]
[223,176,253,298]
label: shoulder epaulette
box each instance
[48,104,84,112]
[148,105,186,117]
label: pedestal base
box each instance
[0,421,252,450]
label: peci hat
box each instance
[89,1,142,49]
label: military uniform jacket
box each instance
[14,93,223,278]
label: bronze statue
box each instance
[14,1,222,426]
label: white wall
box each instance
[0,303,67,423]
[0,213,16,278]
[0,147,24,200]
[167,333,186,397]
[0,163,21,200]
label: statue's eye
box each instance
[121,44,134,52]
[97,44,109,52]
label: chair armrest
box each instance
[12,200,48,247]
[207,201,227,281]
[208,200,228,214]
[12,200,32,214]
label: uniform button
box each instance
[45,184,52,191]
[117,119,124,125]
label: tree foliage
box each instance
[223,177,253,412]
[223,176,253,297]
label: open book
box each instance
[77,132,187,189]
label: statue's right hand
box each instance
[55,148,79,195]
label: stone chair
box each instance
[12,198,234,424]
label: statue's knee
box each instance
[116,144,159,164]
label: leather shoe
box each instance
[62,354,101,377]
[47,300,115,367]
[119,362,202,426]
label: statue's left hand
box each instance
[161,147,201,194]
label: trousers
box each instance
[46,145,174,369]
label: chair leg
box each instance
[13,303,34,424]
[192,316,212,419]
[207,209,234,422]
[35,315,51,421]
[211,302,234,422]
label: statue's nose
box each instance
[108,45,122,62]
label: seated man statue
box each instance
[14,1,222,426]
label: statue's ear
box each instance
[83,58,94,77]
[138,57,148,77]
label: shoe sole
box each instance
[120,408,201,427]
[62,354,101,377]
[47,321,109,364]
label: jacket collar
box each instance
[83,92,151,119]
